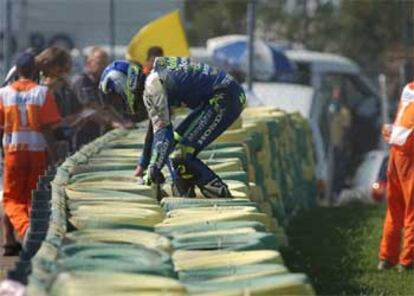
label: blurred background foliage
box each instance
[185,0,414,80]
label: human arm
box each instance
[134,120,153,177]
[143,72,174,183]
[72,76,133,129]
[42,125,58,164]
[87,99,133,129]
[104,103,134,129]
[39,90,62,165]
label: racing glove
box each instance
[147,164,165,185]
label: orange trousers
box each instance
[379,147,414,266]
[3,151,47,238]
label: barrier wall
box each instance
[14,107,316,295]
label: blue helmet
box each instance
[100,60,129,97]
[99,60,144,112]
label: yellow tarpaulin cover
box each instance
[126,10,189,64]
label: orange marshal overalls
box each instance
[380,82,414,266]
[0,79,61,238]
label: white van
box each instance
[251,50,382,198]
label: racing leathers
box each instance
[141,57,246,198]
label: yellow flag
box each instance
[126,10,190,65]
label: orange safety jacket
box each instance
[0,79,61,152]
[389,82,414,151]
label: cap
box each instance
[15,52,35,71]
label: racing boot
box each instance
[199,177,232,198]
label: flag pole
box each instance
[3,0,13,79]
[247,0,257,91]
[109,0,115,61]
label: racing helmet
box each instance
[99,60,145,113]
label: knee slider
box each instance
[171,146,194,180]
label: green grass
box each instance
[281,204,414,296]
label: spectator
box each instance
[228,68,246,84]
[0,52,61,242]
[36,46,73,95]
[327,85,352,201]
[36,47,85,161]
[71,47,132,148]
[378,81,414,272]
[143,46,164,74]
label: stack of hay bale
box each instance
[25,107,316,295]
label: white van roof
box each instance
[285,49,360,74]
[248,82,315,119]
[190,47,214,64]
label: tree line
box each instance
[185,0,414,92]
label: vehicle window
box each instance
[319,72,381,178]
[293,62,311,86]
[341,75,379,118]
[267,61,311,85]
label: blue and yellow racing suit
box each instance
[141,57,246,197]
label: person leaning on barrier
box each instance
[35,46,82,161]
[0,52,61,241]
[71,47,133,148]
[99,57,246,198]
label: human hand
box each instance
[147,165,165,185]
[382,124,392,142]
[134,165,145,177]
[111,121,124,129]
[111,120,135,129]
[121,120,135,129]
